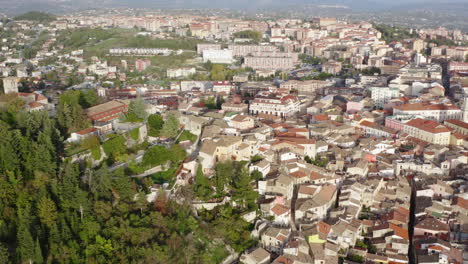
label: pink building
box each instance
[346,100,364,114]
[385,116,406,131]
[135,59,151,72]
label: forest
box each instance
[0,94,257,263]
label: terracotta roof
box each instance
[318,221,331,234]
[389,223,409,240]
[75,127,97,135]
[310,171,326,180]
[290,170,307,178]
[415,218,449,232]
[298,185,317,195]
[453,196,468,210]
[28,102,44,108]
[271,204,289,216]
[445,119,468,130]
[394,103,460,111]
[405,118,450,134]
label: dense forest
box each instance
[0,94,257,263]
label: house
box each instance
[240,247,270,264]
[66,127,98,143]
[295,184,337,222]
[199,136,242,174]
[270,203,290,226]
[261,226,291,253]
[347,159,369,177]
[414,217,450,239]
[271,137,317,158]
[249,159,271,178]
[229,114,255,130]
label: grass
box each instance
[91,146,101,160]
[130,127,140,140]
[177,130,197,143]
[152,167,178,185]
[64,144,88,156]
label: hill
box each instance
[14,11,56,22]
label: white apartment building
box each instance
[167,67,196,78]
[244,56,295,71]
[393,103,462,122]
[371,87,400,108]
[202,49,233,64]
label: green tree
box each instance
[0,243,10,263]
[38,196,58,228]
[125,97,148,122]
[194,164,212,200]
[79,89,100,108]
[147,114,164,137]
[34,238,43,264]
[17,219,35,263]
[57,90,90,134]
[161,114,179,138]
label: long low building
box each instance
[244,56,296,71]
[86,100,128,122]
[393,103,462,122]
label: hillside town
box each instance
[0,9,468,264]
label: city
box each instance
[0,5,467,264]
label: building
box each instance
[250,93,300,118]
[135,59,151,72]
[86,100,128,123]
[412,39,425,53]
[2,77,19,94]
[322,61,342,75]
[167,67,196,78]
[448,61,468,72]
[202,49,233,64]
[279,80,330,95]
[228,44,279,57]
[222,102,249,113]
[197,43,221,55]
[229,114,255,130]
[244,55,296,71]
[213,81,233,94]
[444,119,468,135]
[393,103,462,122]
[403,118,451,145]
[371,87,400,108]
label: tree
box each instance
[0,243,9,263]
[194,164,212,200]
[147,114,164,137]
[57,90,90,134]
[251,170,263,181]
[17,219,35,263]
[34,238,44,264]
[125,97,148,122]
[161,114,179,138]
[38,196,58,228]
[79,89,100,108]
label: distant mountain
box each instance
[1,0,468,14]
